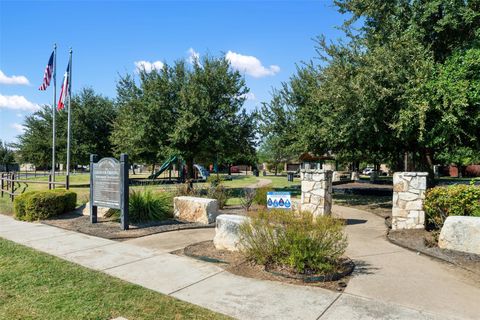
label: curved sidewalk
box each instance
[333,205,480,320]
[0,207,478,319]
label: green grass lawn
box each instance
[0,238,230,320]
[264,175,300,189]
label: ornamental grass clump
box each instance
[128,189,173,222]
[239,209,347,274]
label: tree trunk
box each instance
[132,165,136,175]
[151,163,156,176]
[186,158,194,180]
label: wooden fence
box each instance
[0,172,69,202]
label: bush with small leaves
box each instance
[424,183,480,230]
[14,190,77,221]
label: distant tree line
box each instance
[15,55,257,178]
[260,0,480,174]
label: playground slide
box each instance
[148,155,177,179]
[193,164,210,180]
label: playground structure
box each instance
[147,155,210,182]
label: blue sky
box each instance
[0,0,348,143]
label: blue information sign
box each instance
[267,191,292,209]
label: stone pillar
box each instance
[300,169,333,217]
[392,172,428,230]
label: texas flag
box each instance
[57,60,70,110]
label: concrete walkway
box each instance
[246,178,272,189]
[0,206,478,319]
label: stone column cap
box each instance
[300,169,333,173]
[395,172,429,177]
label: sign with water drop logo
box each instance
[267,191,292,210]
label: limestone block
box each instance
[392,193,398,205]
[393,180,408,192]
[82,202,114,218]
[405,200,423,211]
[410,177,427,190]
[214,214,250,251]
[438,216,480,255]
[351,172,359,180]
[398,192,419,201]
[392,207,408,218]
[301,181,316,192]
[173,196,219,224]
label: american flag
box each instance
[57,61,70,110]
[38,51,54,91]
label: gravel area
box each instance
[41,210,214,241]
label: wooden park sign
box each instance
[90,154,129,230]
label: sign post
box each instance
[90,154,129,230]
[267,191,292,210]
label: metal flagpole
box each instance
[66,48,72,189]
[52,44,57,187]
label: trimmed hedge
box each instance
[14,189,77,221]
[424,184,480,230]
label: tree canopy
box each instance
[260,0,480,172]
[111,55,257,177]
[16,88,117,168]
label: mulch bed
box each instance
[176,240,354,291]
[41,210,214,241]
[388,229,480,276]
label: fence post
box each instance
[120,153,129,230]
[10,172,15,201]
[90,154,98,223]
[48,174,52,190]
[1,173,4,198]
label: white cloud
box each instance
[134,60,164,73]
[0,70,30,85]
[225,51,280,78]
[239,92,256,101]
[187,48,200,64]
[0,94,40,111]
[11,123,25,133]
[16,113,23,117]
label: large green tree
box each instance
[0,140,16,171]
[16,88,117,168]
[112,55,257,178]
[262,0,480,173]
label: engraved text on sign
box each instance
[92,158,121,209]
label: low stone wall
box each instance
[300,169,332,217]
[438,216,480,255]
[392,172,427,230]
[214,214,249,251]
[173,196,219,224]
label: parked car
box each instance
[362,167,375,175]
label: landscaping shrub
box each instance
[240,188,256,212]
[175,182,201,197]
[424,184,480,230]
[14,190,77,221]
[239,209,348,274]
[207,184,229,209]
[206,175,225,186]
[253,186,273,206]
[129,189,173,222]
